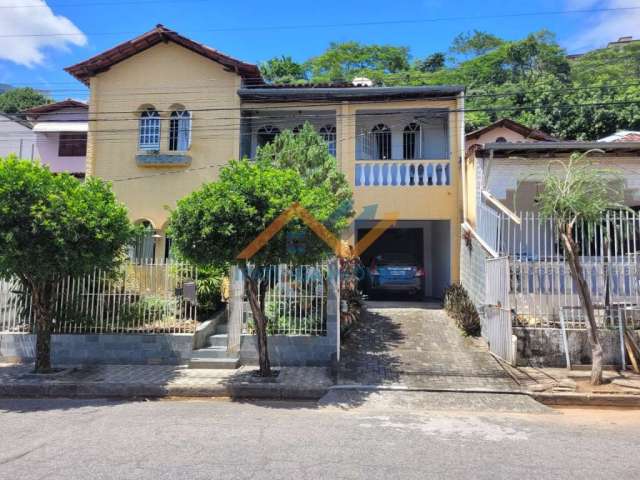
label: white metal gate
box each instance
[483,257,514,364]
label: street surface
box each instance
[1,394,639,479]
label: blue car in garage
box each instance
[366,253,424,296]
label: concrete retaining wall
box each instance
[239,334,336,366]
[0,333,193,365]
[514,327,640,367]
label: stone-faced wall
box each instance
[239,335,336,366]
[0,333,193,365]
[514,327,640,367]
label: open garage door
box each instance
[356,220,451,299]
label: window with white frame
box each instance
[320,125,337,156]
[372,123,391,160]
[257,125,280,148]
[403,122,421,159]
[138,108,160,150]
[169,110,191,151]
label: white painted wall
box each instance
[0,115,36,159]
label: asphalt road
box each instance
[0,394,639,479]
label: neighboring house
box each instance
[0,112,36,159]
[22,99,88,177]
[567,35,639,60]
[466,118,557,147]
[65,24,465,299]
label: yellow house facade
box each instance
[66,25,465,298]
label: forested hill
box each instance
[260,30,640,140]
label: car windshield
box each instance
[374,253,417,266]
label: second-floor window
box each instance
[58,132,87,157]
[169,110,191,151]
[372,124,391,160]
[139,108,160,150]
[257,125,280,148]
[403,123,420,160]
[320,125,336,156]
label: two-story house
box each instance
[65,25,465,299]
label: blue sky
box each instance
[0,0,638,100]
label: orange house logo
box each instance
[237,202,398,260]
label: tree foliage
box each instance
[0,87,52,114]
[0,156,133,372]
[259,55,306,84]
[305,41,410,83]
[450,30,504,58]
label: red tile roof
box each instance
[23,99,88,115]
[65,24,263,86]
[615,132,640,142]
[465,118,558,142]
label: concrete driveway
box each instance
[338,301,517,392]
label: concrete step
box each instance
[207,334,227,347]
[188,357,240,369]
[215,323,228,335]
[192,346,229,359]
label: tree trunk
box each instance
[560,226,604,385]
[242,267,271,377]
[32,282,54,373]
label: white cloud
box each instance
[566,0,640,52]
[0,0,86,67]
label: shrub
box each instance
[196,265,226,318]
[443,283,481,337]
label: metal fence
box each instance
[476,207,640,329]
[0,261,197,334]
[233,263,330,336]
[482,257,515,363]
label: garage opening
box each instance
[356,220,451,299]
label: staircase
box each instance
[189,321,240,369]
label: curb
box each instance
[329,384,527,395]
[0,382,329,401]
[529,392,640,407]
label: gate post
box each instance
[327,258,340,362]
[227,266,244,353]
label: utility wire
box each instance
[2,5,640,37]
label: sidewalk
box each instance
[499,362,640,407]
[0,363,333,400]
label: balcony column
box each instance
[338,101,357,246]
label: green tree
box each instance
[260,55,307,84]
[415,52,446,73]
[536,152,623,385]
[0,156,133,372]
[450,30,504,58]
[170,130,353,376]
[0,87,52,114]
[306,41,410,83]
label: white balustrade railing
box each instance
[354,160,450,187]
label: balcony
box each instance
[354,109,450,187]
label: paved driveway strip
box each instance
[338,302,518,392]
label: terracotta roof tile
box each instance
[65,25,263,86]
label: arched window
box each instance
[495,136,507,143]
[132,220,156,262]
[291,124,304,135]
[257,125,280,147]
[320,125,336,156]
[138,108,160,150]
[403,123,421,160]
[169,110,191,151]
[371,124,391,160]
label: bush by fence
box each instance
[444,283,481,337]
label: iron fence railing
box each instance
[239,263,328,336]
[0,260,197,334]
